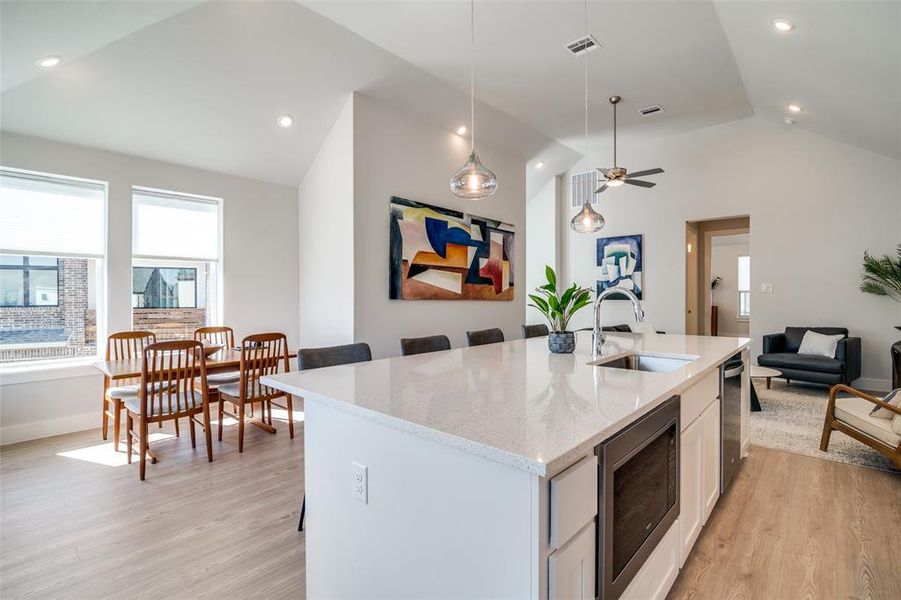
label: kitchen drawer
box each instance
[680,369,718,431]
[549,521,596,600]
[549,455,598,550]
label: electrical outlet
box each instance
[352,462,368,504]
[761,283,774,293]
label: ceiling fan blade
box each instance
[627,168,664,178]
[595,183,608,194]
[624,179,656,188]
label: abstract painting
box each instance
[597,234,643,299]
[389,197,515,301]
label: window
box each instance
[737,255,750,319]
[132,188,221,340]
[0,168,105,365]
[133,267,197,308]
[0,256,60,306]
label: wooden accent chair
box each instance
[103,331,156,451]
[124,340,213,480]
[217,333,294,453]
[466,328,505,347]
[400,335,450,356]
[821,384,901,469]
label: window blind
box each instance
[0,168,106,258]
[132,188,221,261]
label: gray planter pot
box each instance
[548,331,576,354]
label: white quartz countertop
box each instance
[262,333,750,477]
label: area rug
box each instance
[751,381,899,473]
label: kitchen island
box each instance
[263,332,750,599]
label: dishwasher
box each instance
[720,357,743,493]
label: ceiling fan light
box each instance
[606,179,625,187]
[570,202,605,234]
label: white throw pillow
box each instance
[870,388,901,419]
[628,322,657,335]
[797,330,844,358]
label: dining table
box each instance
[94,347,298,435]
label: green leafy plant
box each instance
[860,244,901,302]
[528,266,593,333]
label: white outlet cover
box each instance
[352,462,368,504]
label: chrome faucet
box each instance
[592,287,645,359]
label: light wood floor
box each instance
[2,422,899,599]
[670,446,901,600]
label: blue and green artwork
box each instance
[597,234,643,299]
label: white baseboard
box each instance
[0,412,97,446]
[853,377,892,393]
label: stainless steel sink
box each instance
[589,352,698,373]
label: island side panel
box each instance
[304,400,540,599]
[740,349,751,457]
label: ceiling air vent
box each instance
[571,170,599,208]
[638,105,664,116]
[565,34,601,57]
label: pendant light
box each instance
[450,0,497,199]
[570,0,605,233]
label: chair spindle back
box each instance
[140,340,209,420]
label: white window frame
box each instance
[737,255,750,321]
[0,167,108,376]
[131,186,224,330]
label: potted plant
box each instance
[860,244,901,386]
[528,266,593,354]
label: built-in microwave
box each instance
[595,396,680,600]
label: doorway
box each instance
[685,216,750,336]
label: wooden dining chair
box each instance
[103,331,156,452]
[217,333,294,453]
[194,326,240,385]
[124,340,213,480]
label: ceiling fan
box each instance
[596,95,664,193]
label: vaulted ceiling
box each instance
[2,1,898,196]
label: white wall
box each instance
[298,96,355,348]
[525,176,559,325]
[710,237,750,337]
[350,94,526,358]
[557,116,899,389]
[0,133,299,444]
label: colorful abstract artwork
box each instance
[597,234,643,299]
[389,197,515,301]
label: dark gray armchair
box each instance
[758,327,861,386]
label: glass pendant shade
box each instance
[570,201,605,233]
[450,150,498,199]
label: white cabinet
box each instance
[548,522,596,600]
[619,520,681,600]
[701,398,721,523]
[680,393,721,566]
[679,415,703,567]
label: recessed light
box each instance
[771,18,795,32]
[784,117,797,125]
[786,103,804,113]
[277,114,294,128]
[456,125,467,136]
[535,161,545,169]
[36,55,61,68]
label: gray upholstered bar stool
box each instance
[521,324,549,339]
[466,328,505,347]
[296,341,373,532]
[400,335,451,356]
